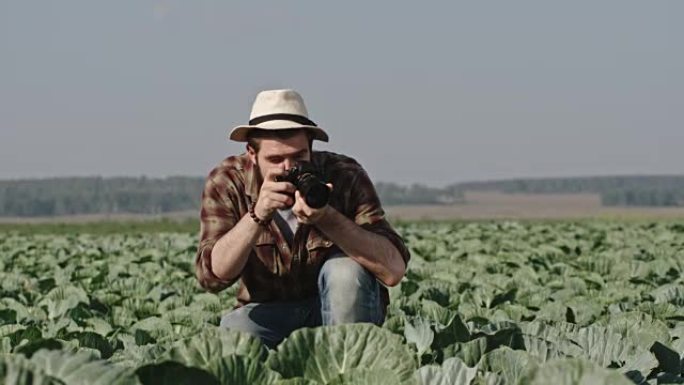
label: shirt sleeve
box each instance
[195,175,241,293]
[350,168,411,267]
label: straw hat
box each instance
[229,89,329,142]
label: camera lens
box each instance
[298,174,330,208]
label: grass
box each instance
[4,216,683,236]
[0,218,200,235]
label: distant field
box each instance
[385,192,684,221]
[0,210,199,224]
[3,192,684,232]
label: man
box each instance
[195,89,410,348]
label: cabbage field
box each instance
[1,221,684,384]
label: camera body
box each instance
[276,162,330,209]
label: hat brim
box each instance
[229,121,329,142]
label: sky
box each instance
[1,1,682,187]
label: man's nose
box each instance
[283,159,295,170]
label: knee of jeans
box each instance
[318,255,375,294]
[219,307,252,331]
[219,307,280,348]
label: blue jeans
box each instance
[219,253,384,348]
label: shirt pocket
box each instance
[305,233,336,265]
[254,233,280,275]
[306,234,333,251]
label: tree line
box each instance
[0,177,203,217]
[1,175,682,217]
[450,175,684,207]
[0,177,462,217]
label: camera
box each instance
[275,162,330,208]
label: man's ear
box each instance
[246,144,257,165]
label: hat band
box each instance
[249,113,317,127]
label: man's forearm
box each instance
[210,214,264,281]
[315,208,406,287]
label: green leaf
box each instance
[9,326,43,348]
[572,326,644,368]
[208,355,282,385]
[473,321,525,351]
[162,307,217,327]
[650,284,684,306]
[1,337,12,354]
[415,357,477,385]
[442,337,488,367]
[14,339,64,358]
[135,361,219,385]
[38,286,90,320]
[619,349,659,383]
[0,309,18,325]
[521,358,636,385]
[84,318,113,337]
[63,331,114,359]
[423,305,469,350]
[607,311,672,350]
[109,344,167,368]
[404,317,434,356]
[30,349,140,385]
[651,341,682,375]
[472,371,504,385]
[522,335,565,362]
[273,378,320,385]
[165,327,267,369]
[134,329,156,346]
[327,368,407,385]
[129,317,174,342]
[1,354,65,385]
[478,347,537,385]
[267,324,417,384]
[382,315,404,336]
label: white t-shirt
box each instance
[277,207,299,235]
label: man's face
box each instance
[247,130,311,182]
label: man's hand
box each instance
[292,184,333,225]
[253,168,296,221]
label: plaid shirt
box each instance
[195,150,411,313]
